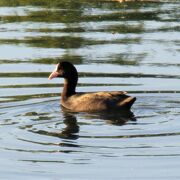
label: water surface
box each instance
[0,0,180,179]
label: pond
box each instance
[0,0,180,179]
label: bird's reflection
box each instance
[48,112,80,140]
[60,113,79,139]
[96,110,136,125]
[30,112,79,140]
[32,108,136,142]
[62,105,136,126]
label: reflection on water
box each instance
[31,112,80,140]
[0,0,180,179]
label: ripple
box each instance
[0,44,65,61]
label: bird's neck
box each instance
[61,78,76,100]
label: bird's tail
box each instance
[118,96,136,110]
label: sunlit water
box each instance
[0,0,180,179]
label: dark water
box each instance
[0,0,180,179]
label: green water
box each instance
[0,0,180,179]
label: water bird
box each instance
[48,61,136,112]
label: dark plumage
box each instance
[49,61,136,112]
